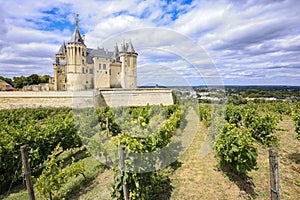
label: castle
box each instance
[0,17,174,109]
[51,18,137,91]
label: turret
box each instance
[119,40,138,89]
[66,14,88,90]
[55,41,67,65]
[53,42,67,90]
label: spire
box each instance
[120,41,127,52]
[57,41,66,55]
[120,40,135,53]
[69,14,85,44]
[128,40,135,53]
[113,43,120,62]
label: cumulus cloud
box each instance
[0,0,299,85]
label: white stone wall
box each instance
[100,89,173,107]
[0,89,173,109]
[0,91,95,109]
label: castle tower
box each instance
[53,41,67,90]
[119,40,138,88]
[66,14,88,90]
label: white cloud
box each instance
[0,0,299,85]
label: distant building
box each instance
[52,17,137,91]
[0,80,15,91]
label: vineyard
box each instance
[0,107,82,194]
[1,100,300,199]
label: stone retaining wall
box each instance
[0,89,173,109]
[100,89,173,107]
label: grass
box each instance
[170,119,244,200]
[64,167,113,200]
[273,116,300,199]
[58,156,106,199]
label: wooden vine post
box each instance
[20,145,35,200]
[269,147,280,200]
[106,116,109,137]
[118,145,129,200]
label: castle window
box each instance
[82,51,84,56]
[99,64,101,70]
[89,69,93,74]
[82,60,84,64]
[103,64,106,70]
[82,67,85,73]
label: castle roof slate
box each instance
[86,48,114,64]
[57,41,66,55]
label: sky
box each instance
[0,0,300,86]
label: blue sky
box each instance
[0,0,299,86]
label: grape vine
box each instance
[0,107,82,193]
[35,144,86,200]
[214,103,281,176]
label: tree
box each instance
[27,74,40,85]
[39,75,50,83]
[12,74,51,88]
[13,76,27,88]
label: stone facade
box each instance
[53,20,137,91]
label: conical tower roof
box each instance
[128,40,135,53]
[69,26,85,44]
[57,41,66,55]
[113,43,120,62]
